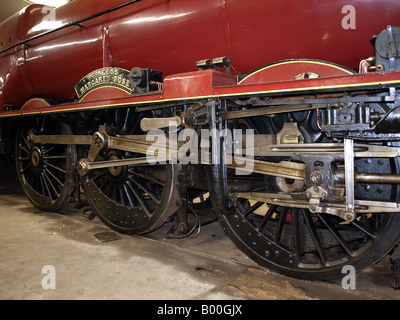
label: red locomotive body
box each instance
[1,0,400,108]
[1,0,400,282]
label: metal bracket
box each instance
[306,186,327,213]
[165,169,202,239]
[387,25,398,70]
[87,130,108,162]
[386,87,397,102]
[344,139,355,222]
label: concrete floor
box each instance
[0,157,399,300]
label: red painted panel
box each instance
[164,70,237,100]
[1,0,400,108]
[1,70,398,119]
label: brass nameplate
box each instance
[75,67,132,99]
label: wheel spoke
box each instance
[18,143,30,155]
[20,132,32,149]
[44,161,66,174]
[19,163,31,174]
[43,166,64,187]
[301,210,327,266]
[128,176,161,204]
[130,170,165,186]
[291,209,303,265]
[42,144,62,155]
[123,184,135,206]
[118,185,126,206]
[39,174,47,197]
[317,214,355,257]
[28,170,35,188]
[257,204,276,231]
[41,172,54,200]
[43,170,61,197]
[350,219,377,239]
[274,207,288,243]
[126,180,152,218]
[243,201,263,218]
[43,155,67,160]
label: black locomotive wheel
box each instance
[83,154,176,235]
[211,111,400,280]
[15,116,76,212]
[81,108,177,235]
[218,192,400,280]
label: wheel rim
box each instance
[15,116,76,211]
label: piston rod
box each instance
[356,173,400,184]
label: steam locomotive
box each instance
[1,0,400,281]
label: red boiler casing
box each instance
[1,0,400,109]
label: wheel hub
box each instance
[106,153,127,183]
[30,146,43,170]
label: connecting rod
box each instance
[29,129,400,185]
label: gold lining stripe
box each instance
[217,79,400,98]
[21,98,51,110]
[238,60,354,85]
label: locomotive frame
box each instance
[1,0,400,282]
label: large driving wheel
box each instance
[15,116,76,211]
[211,112,400,280]
[81,108,179,235]
[209,60,400,280]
